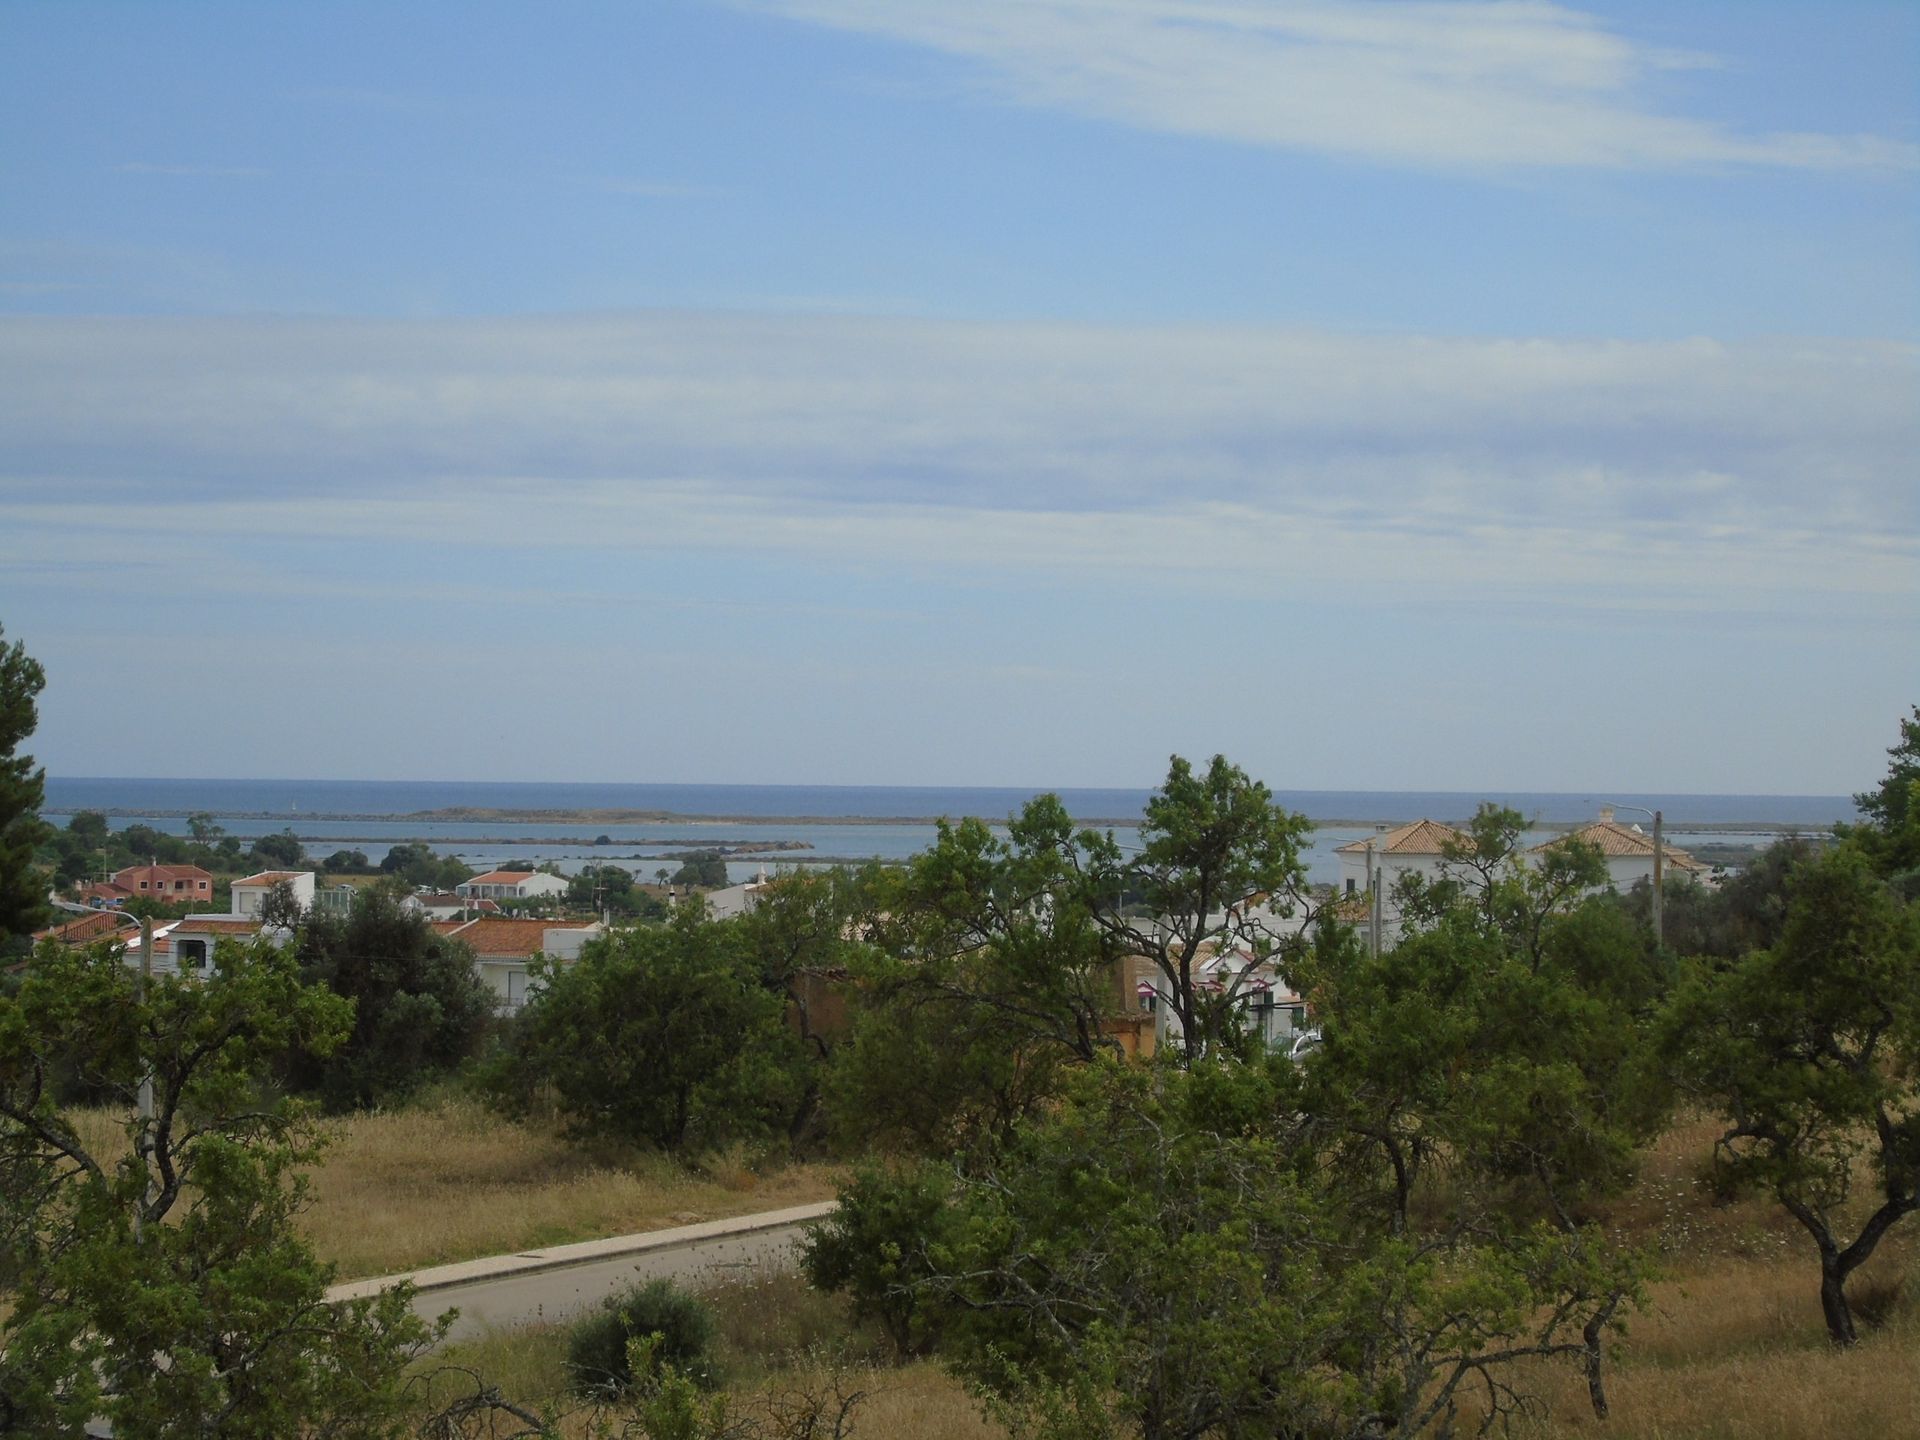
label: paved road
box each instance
[327,1204,833,1346]
[412,1223,812,1343]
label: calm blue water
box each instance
[42,777,1854,827]
[43,778,1854,887]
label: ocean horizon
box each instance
[43,775,1857,828]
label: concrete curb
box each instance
[325,1200,837,1304]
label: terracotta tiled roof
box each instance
[435,917,600,957]
[33,911,140,947]
[1531,822,1703,871]
[174,918,266,936]
[234,871,308,887]
[418,893,500,912]
[463,870,538,886]
[1334,820,1468,856]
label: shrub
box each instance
[567,1279,718,1396]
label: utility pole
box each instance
[133,911,155,1244]
[1651,808,1664,950]
[1607,804,1665,950]
[1365,841,1379,958]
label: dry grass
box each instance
[1472,1109,1920,1439]
[61,1095,840,1280]
[415,1264,1000,1440]
[302,1096,841,1278]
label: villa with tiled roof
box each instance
[455,869,570,902]
[1531,807,1704,888]
[433,915,604,1011]
[1335,819,1467,897]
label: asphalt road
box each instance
[404,1219,815,1345]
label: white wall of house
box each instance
[231,872,316,916]
[457,872,569,900]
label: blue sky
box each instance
[1,0,1914,793]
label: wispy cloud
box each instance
[745,0,1917,172]
[0,311,1911,623]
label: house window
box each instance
[139,881,148,889]
[1345,877,1356,895]
[178,939,209,970]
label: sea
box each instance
[42,778,1856,888]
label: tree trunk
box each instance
[1820,1258,1858,1347]
[1583,1302,1616,1418]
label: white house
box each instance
[433,915,605,1012]
[412,891,501,920]
[1334,820,1470,949]
[231,870,316,916]
[1135,940,1311,1055]
[703,870,774,920]
[455,869,570,902]
[1530,808,1706,890]
[169,916,280,973]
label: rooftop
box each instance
[234,870,309,887]
[1334,819,1468,856]
[1532,820,1704,870]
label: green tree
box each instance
[0,622,50,951]
[378,840,473,892]
[812,1058,1641,1440]
[0,938,440,1434]
[247,828,306,869]
[1846,704,1920,890]
[1080,755,1314,1061]
[185,811,224,845]
[65,810,109,850]
[671,852,730,889]
[1661,845,1919,1345]
[823,808,1121,1153]
[488,906,804,1152]
[568,862,664,920]
[734,864,891,1142]
[290,887,495,1111]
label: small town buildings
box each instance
[1127,942,1310,1056]
[1334,820,1468,900]
[108,863,215,905]
[30,908,139,949]
[231,870,317,916]
[703,871,773,920]
[433,915,604,1012]
[1530,807,1706,889]
[169,916,270,972]
[412,891,502,920]
[455,869,570,902]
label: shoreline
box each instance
[42,806,1840,835]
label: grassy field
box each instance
[303,1096,842,1278]
[64,1094,1916,1436]
[409,1110,1916,1440]
[68,1093,841,1280]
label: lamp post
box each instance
[1609,804,1664,949]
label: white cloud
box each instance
[745,0,1918,171]
[0,311,1912,630]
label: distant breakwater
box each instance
[49,807,1835,836]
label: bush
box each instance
[567,1279,718,1396]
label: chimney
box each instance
[1598,805,1615,824]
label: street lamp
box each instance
[1608,804,1664,949]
